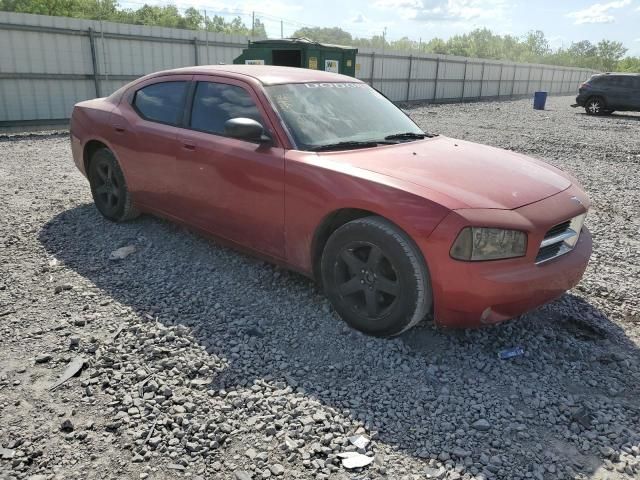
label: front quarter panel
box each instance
[284,150,452,274]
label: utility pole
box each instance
[419,37,422,53]
[380,27,387,91]
[203,9,209,64]
[99,0,108,83]
[251,11,255,37]
[281,20,283,39]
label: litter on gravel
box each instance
[337,451,375,469]
[109,245,136,260]
[497,346,525,359]
[48,356,85,391]
[348,434,370,449]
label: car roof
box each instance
[146,65,362,86]
[594,72,640,77]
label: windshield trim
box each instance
[260,83,299,149]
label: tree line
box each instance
[0,0,268,36]
[2,1,638,72]
[293,27,640,73]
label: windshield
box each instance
[265,82,425,150]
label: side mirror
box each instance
[224,118,271,143]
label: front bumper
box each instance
[432,229,591,328]
[70,131,86,176]
[420,186,592,328]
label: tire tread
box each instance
[90,148,140,222]
[322,216,432,336]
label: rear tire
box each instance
[585,97,606,116]
[321,216,432,337]
[88,148,139,222]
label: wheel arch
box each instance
[586,94,607,107]
[310,207,431,290]
[83,139,109,174]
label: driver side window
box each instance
[189,82,264,136]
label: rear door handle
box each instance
[113,125,125,133]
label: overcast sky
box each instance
[120,0,640,56]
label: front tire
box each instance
[88,148,139,222]
[321,216,432,337]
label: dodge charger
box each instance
[70,65,592,336]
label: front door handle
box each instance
[180,137,197,151]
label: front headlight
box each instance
[450,227,527,261]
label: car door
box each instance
[606,76,634,110]
[110,76,191,213]
[173,76,286,259]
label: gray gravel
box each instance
[1,95,639,480]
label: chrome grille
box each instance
[536,214,586,264]
[544,220,571,240]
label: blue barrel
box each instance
[533,91,548,110]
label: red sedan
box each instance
[70,65,592,336]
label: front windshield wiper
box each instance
[308,140,394,152]
[384,132,437,140]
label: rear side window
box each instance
[189,82,264,135]
[133,81,187,125]
[608,76,635,88]
[619,77,636,88]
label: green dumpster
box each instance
[233,38,358,77]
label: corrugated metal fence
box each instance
[0,11,261,125]
[0,12,598,126]
[355,48,597,103]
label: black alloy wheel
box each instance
[88,148,139,222]
[321,216,432,337]
[334,242,400,318]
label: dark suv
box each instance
[575,73,640,115]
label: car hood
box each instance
[326,136,571,209]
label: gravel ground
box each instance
[1,95,639,480]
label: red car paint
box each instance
[70,65,592,328]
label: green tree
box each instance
[183,7,203,30]
[568,40,597,58]
[292,26,353,45]
[423,37,447,54]
[0,0,118,19]
[0,0,262,35]
[252,18,267,37]
[617,56,640,72]
[523,30,551,58]
[389,36,417,51]
[596,40,627,71]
